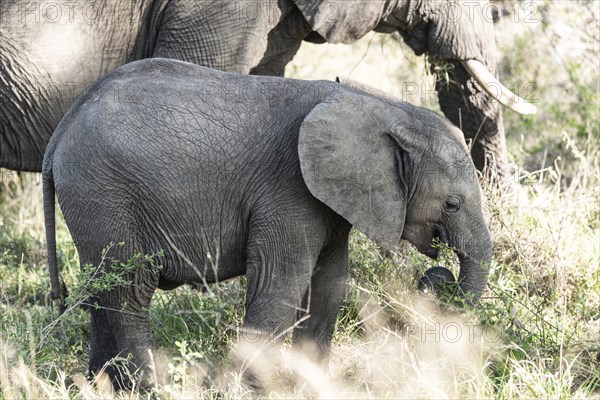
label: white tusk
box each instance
[462,59,537,115]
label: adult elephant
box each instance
[1,0,535,184]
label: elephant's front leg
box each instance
[87,262,159,390]
[249,7,310,76]
[292,226,350,366]
[237,218,327,388]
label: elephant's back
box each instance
[48,58,327,197]
[54,59,325,161]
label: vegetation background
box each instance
[1,1,598,398]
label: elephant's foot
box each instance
[229,332,283,392]
[88,350,154,393]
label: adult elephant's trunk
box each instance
[390,0,537,188]
[434,60,512,187]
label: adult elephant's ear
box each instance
[298,89,407,250]
[293,0,388,44]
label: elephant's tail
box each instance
[43,168,67,314]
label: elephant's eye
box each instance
[445,197,461,212]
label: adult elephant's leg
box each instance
[435,61,511,187]
[84,246,159,390]
[292,224,351,366]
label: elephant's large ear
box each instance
[293,0,388,44]
[298,90,408,250]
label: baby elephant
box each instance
[43,59,492,388]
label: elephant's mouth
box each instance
[423,246,439,259]
[421,225,449,260]
[404,225,447,259]
[407,234,440,259]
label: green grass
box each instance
[1,3,599,398]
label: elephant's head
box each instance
[298,84,492,303]
[294,0,536,184]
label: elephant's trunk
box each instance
[454,234,492,304]
[435,61,511,186]
[419,226,492,305]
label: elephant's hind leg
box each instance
[79,237,160,390]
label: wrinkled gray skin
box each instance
[43,59,492,389]
[4,0,508,184]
